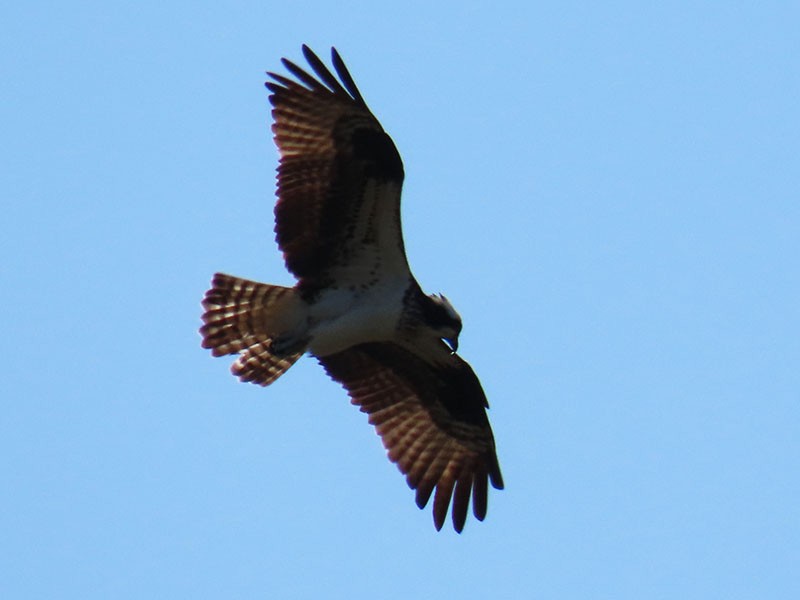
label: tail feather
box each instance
[232,340,302,386]
[200,273,304,386]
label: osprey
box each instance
[200,46,503,532]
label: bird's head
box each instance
[424,293,462,353]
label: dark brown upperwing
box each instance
[266,46,407,288]
[319,342,504,532]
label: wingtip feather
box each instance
[451,474,471,533]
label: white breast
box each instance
[307,277,408,357]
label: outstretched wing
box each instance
[319,342,504,532]
[267,46,408,290]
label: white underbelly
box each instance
[307,281,406,357]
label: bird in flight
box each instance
[200,46,503,532]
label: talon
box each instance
[270,334,308,357]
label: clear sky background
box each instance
[2,2,798,598]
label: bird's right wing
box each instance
[267,46,410,291]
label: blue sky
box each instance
[2,1,798,598]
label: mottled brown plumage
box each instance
[267,47,405,290]
[321,343,503,531]
[200,46,503,532]
[201,274,303,385]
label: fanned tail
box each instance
[200,273,305,386]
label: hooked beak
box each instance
[444,336,459,354]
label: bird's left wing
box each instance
[318,342,504,532]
